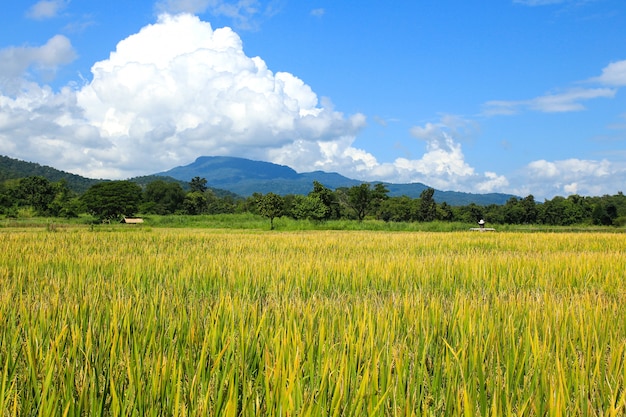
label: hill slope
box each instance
[0,155,101,193]
[2,154,518,205]
[158,156,518,205]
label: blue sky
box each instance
[1,0,625,199]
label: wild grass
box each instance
[0,229,625,415]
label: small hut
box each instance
[121,217,144,225]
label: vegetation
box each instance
[1,229,624,415]
[0,155,100,193]
[256,192,284,230]
[1,160,626,228]
[81,181,143,221]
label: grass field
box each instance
[1,227,625,415]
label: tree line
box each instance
[1,175,625,227]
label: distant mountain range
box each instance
[0,155,100,193]
[1,154,518,206]
[157,156,518,205]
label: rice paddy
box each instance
[0,228,625,416]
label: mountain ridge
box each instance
[158,156,518,205]
[1,154,518,206]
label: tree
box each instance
[189,177,208,193]
[437,201,455,222]
[346,184,371,221]
[81,181,142,221]
[48,180,82,218]
[183,191,208,215]
[371,183,390,219]
[342,183,389,222]
[15,176,56,215]
[257,192,284,230]
[592,202,618,226]
[378,196,414,222]
[520,195,538,224]
[205,190,236,214]
[417,187,437,222]
[456,203,484,224]
[309,181,340,220]
[503,197,524,224]
[143,180,186,214]
[291,194,329,221]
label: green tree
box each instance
[189,177,208,193]
[342,183,389,222]
[291,195,329,221]
[82,181,142,221]
[378,196,414,222]
[206,190,236,214]
[437,201,455,222]
[346,184,371,221]
[0,182,11,214]
[183,191,208,215]
[15,176,56,215]
[48,180,82,218]
[520,195,538,223]
[456,203,484,224]
[371,183,390,219]
[309,181,340,220]
[592,201,618,226]
[539,195,588,226]
[143,180,186,214]
[503,197,524,224]
[417,187,437,222]
[257,192,284,230]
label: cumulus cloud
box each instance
[0,35,76,83]
[512,158,625,198]
[1,13,371,179]
[26,0,69,20]
[6,12,620,200]
[1,17,512,195]
[387,119,509,192]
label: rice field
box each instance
[0,228,625,416]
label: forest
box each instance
[1,174,625,227]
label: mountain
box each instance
[1,154,517,205]
[158,156,518,205]
[0,155,101,193]
[0,155,234,197]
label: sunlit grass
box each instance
[1,229,625,415]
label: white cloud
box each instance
[350,118,508,193]
[0,35,76,81]
[484,58,626,116]
[268,116,511,194]
[530,88,616,112]
[591,60,626,87]
[513,158,624,198]
[155,0,279,29]
[1,13,368,179]
[4,12,620,199]
[26,0,69,20]
[484,87,616,115]
[310,8,325,17]
[0,80,113,177]
[391,121,498,191]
